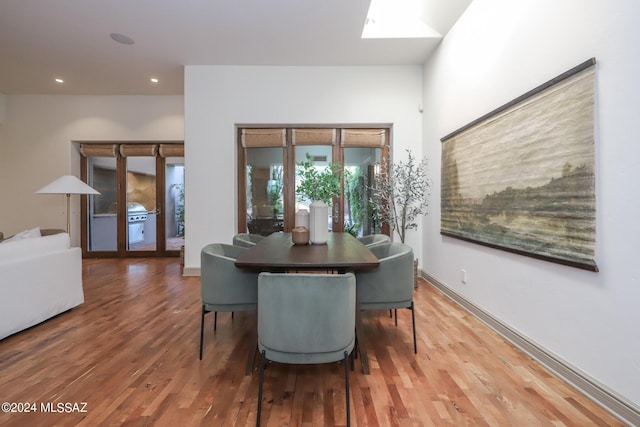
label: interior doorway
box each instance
[79,142,184,258]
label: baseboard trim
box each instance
[182,267,201,277]
[420,270,640,427]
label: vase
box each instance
[309,200,328,244]
[291,226,309,245]
[295,208,309,230]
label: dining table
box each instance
[234,231,380,375]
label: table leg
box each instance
[355,297,370,375]
[246,311,258,375]
[246,331,257,375]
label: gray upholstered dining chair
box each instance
[356,242,417,353]
[256,272,356,427]
[199,243,258,360]
[357,233,391,248]
[232,233,265,248]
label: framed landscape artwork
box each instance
[441,58,598,271]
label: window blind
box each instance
[291,128,336,145]
[80,144,118,157]
[158,144,184,158]
[119,144,158,157]
[241,129,286,147]
[341,129,386,148]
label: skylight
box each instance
[361,0,441,39]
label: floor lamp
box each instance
[36,175,100,234]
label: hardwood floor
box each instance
[127,236,185,252]
[0,258,624,426]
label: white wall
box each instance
[184,65,423,271]
[0,95,184,245]
[0,93,6,125]
[423,0,640,408]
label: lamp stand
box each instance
[65,193,71,234]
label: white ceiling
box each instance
[0,0,472,95]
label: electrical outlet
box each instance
[461,269,467,284]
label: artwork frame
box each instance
[440,58,598,271]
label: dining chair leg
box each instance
[394,309,398,326]
[389,309,393,318]
[257,350,266,427]
[214,312,218,331]
[350,347,355,371]
[353,334,358,360]
[411,301,417,354]
[199,305,206,360]
[344,351,351,427]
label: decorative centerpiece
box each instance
[296,153,341,245]
[291,226,310,245]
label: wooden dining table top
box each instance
[234,232,380,272]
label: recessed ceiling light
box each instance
[55,78,64,84]
[110,32,135,45]
[150,77,159,83]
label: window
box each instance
[237,127,390,237]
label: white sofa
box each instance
[0,232,84,340]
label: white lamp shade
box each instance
[36,175,100,195]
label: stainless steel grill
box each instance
[127,202,148,244]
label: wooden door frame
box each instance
[81,143,181,258]
[237,126,391,237]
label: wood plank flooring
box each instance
[0,258,624,426]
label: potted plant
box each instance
[370,149,430,285]
[296,153,341,244]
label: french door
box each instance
[237,127,390,237]
[79,142,184,257]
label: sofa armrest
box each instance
[0,247,83,340]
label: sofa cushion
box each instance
[0,232,70,263]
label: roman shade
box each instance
[119,144,158,157]
[341,129,386,148]
[80,144,118,157]
[158,144,184,158]
[291,128,336,145]
[241,129,286,147]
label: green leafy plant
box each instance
[344,167,364,236]
[267,165,284,215]
[171,183,185,236]
[296,153,341,204]
[370,150,430,243]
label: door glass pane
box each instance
[126,156,156,251]
[245,147,284,235]
[343,147,382,237]
[87,157,117,252]
[295,145,334,231]
[165,157,185,251]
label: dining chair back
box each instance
[199,243,258,360]
[232,233,265,248]
[356,242,417,353]
[357,233,391,248]
[256,272,355,426]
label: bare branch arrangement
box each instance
[370,150,430,243]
